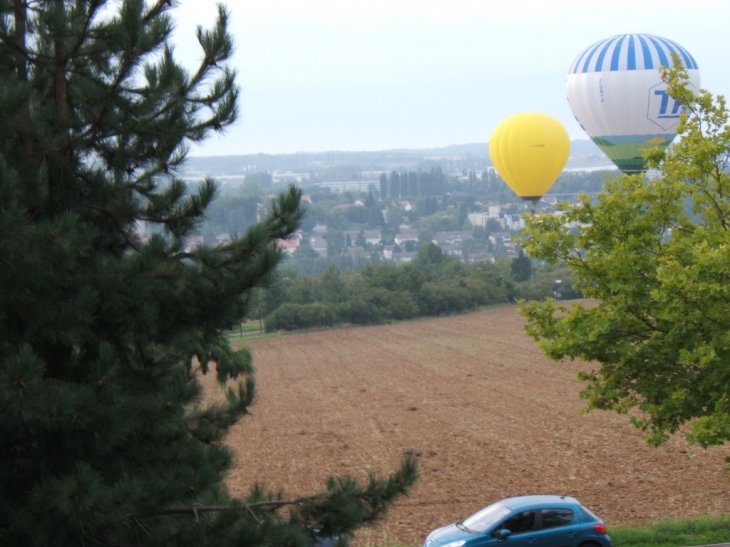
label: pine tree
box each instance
[0,1,417,546]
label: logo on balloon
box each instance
[647,82,691,131]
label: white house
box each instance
[344,229,382,246]
[395,228,419,245]
[432,231,472,245]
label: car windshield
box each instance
[460,502,512,533]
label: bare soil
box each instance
[201,304,730,547]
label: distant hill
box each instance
[182,139,611,178]
[569,139,605,156]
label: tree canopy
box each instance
[0,1,416,545]
[519,59,730,450]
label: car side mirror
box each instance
[497,529,512,541]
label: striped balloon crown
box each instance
[568,34,698,74]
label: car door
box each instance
[483,510,540,547]
[530,508,581,547]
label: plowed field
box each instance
[201,304,730,547]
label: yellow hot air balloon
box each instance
[488,112,570,209]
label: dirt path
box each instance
[201,305,730,547]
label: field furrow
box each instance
[201,305,730,547]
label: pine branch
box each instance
[135,454,419,529]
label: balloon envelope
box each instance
[566,34,700,173]
[488,112,570,203]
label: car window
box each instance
[580,505,600,522]
[541,509,574,529]
[493,510,536,536]
[461,502,511,533]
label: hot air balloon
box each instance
[566,33,700,173]
[488,112,570,210]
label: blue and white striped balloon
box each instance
[566,34,700,173]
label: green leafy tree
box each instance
[519,60,730,450]
[379,172,387,199]
[457,200,469,228]
[0,2,416,546]
[367,207,384,228]
[486,218,503,233]
[325,227,346,256]
[320,264,348,304]
[288,275,317,304]
[416,196,439,216]
[354,286,419,321]
[355,230,367,248]
[418,226,434,245]
[510,249,532,283]
[325,207,350,230]
[203,195,260,236]
[413,242,450,281]
[493,237,508,259]
[384,203,404,229]
[288,244,327,276]
[389,171,401,198]
[346,203,369,224]
[244,171,274,193]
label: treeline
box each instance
[378,167,447,199]
[251,244,581,332]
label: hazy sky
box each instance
[169,0,729,157]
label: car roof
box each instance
[500,495,579,510]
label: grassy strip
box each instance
[225,322,274,343]
[226,331,278,344]
[609,514,730,547]
[237,322,265,333]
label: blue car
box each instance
[423,495,611,547]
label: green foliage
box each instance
[359,287,421,320]
[261,240,583,331]
[320,264,349,303]
[550,170,616,195]
[379,168,446,200]
[201,194,261,241]
[288,245,330,276]
[510,249,532,283]
[261,255,529,331]
[510,265,580,303]
[412,242,447,273]
[334,299,383,326]
[361,263,423,293]
[292,454,419,536]
[0,2,416,545]
[321,163,362,182]
[288,276,318,304]
[609,514,730,547]
[325,227,347,255]
[418,283,472,315]
[264,303,339,332]
[243,171,273,193]
[417,209,461,235]
[519,58,730,450]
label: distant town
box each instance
[164,139,618,275]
